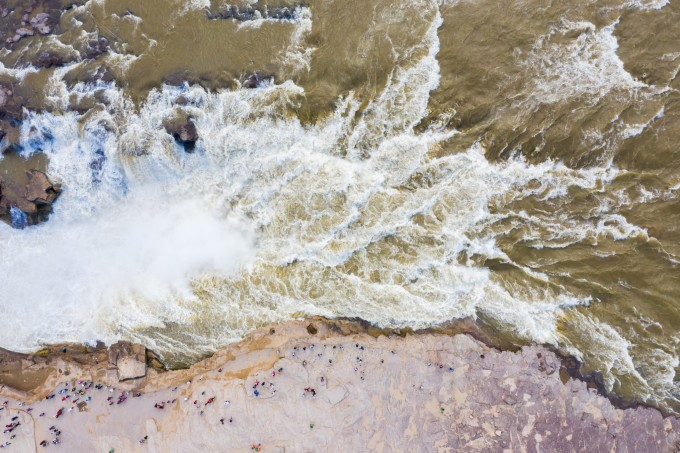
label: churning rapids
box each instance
[1,0,680,413]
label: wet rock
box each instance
[163,115,199,152]
[91,65,116,83]
[84,36,109,59]
[33,22,51,35]
[31,12,50,24]
[243,71,274,89]
[108,342,147,381]
[35,51,71,68]
[30,13,52,35]
[16,27,33,37]
[0,168,61,228]
[163,71,190,87]
[146,350,166,372]
[176,121,198,143]
[174,94,189,106]
[25,169,60,204]
[30,12,51,35]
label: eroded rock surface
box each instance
[108,342,147,381]
[0,167,61,228]
[0,320,677,452]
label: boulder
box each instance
[0,168,61,228]
[175,121,198,143]
[16,27,34,37]
[35,51,71,68]
[108,341,147,381]
[84,37,109,59]
[163,115,199,152]
[26,169,60,204]
[30,13,51,35]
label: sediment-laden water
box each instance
[1,0,679,413]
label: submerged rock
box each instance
[108,341,147,382]
[0,168,61,228]
[84,36,109,59]
[35,51,73,68]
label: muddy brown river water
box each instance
[1,0,680,413]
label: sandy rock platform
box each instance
[0,320,678,452]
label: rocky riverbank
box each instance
[0,318,678,452]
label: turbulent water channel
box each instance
[1,0,679,413]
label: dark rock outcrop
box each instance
[243,71,274,89]
[0,1,102,69]
[0,168,61,228]
[35,50,75,68]
[163,115,199,152]
[84,36,109,60]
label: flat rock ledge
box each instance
[0,320,678,452]
[108,342,148,381]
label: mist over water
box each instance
[1,0,679,413]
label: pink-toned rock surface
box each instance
[0,320,678,452]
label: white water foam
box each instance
[625,0,670,10]
[281,7,314,73]
[0,195,254,348]
[0,0,676,410]
[522,20,645,107]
